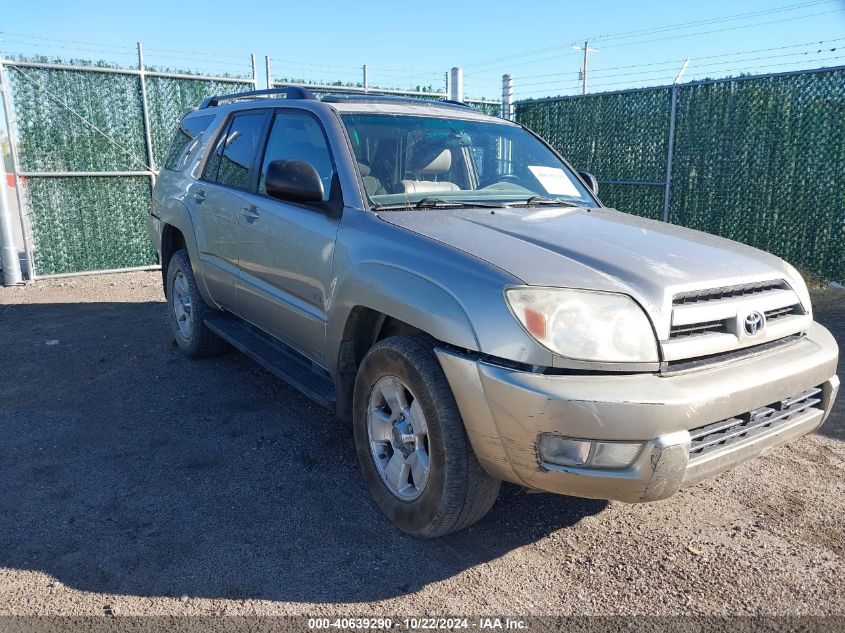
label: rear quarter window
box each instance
[163,114,215,171]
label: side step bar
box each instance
[204,313,336,409]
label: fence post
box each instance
[501,74,513,120]
[0,59,35,280]
[0,142,22,285]
[250,54,258,90]
[136,42,156,187]
[662,84,678,223]
[449,67,463,102]
[265,56,273,89]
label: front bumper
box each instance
[436,322,839,503]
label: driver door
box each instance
[236,108,340,364]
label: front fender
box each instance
[326,262,480,375]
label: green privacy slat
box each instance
[515,70,845,281]
[145,76,253,168]
[7,61,254,275]
[25,176,155,275]
[669,71,845,282]
[8,67,147,171]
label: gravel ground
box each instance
[0,271,842,617]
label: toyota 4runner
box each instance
[148,86,839,537]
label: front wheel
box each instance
[353,335,500,538]
[166,249,227,358]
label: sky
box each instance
[1,0,844,100]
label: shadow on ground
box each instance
[0,301,606,603]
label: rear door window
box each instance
[203,110,267,191]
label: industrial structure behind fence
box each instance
[516,65,845,282]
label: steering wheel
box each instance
[479,173,523,189]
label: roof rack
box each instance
[320,94,478,111]
[199,86,317,109]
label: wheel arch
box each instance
[328,263,480,422]
[156,198,215,306]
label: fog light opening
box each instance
[538,434,643,469]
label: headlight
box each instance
[783,262,812,314]
[505,287,658,363]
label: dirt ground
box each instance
[0,271,843,617]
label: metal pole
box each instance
[662,84,678,223]
[674,59,690,84]
[250,54,258,90]
[582,41,589,95]
[0,59,35,280]
[0,141,22,285]
[265,56,273,89]
[449,67,463,102]
[363,64,368,93]
[137,43,156,187]
[501,74,513,120]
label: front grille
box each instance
[765,304,799,322]
[673,280,788,306]
[669,319,729,339]
[688,386,823,459]
[668,302,803,341]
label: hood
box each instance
[377,205,802,339]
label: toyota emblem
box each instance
[744,311,765,336]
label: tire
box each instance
[353,335,500,538]
[166,249,227,358]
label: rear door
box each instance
[236,108,341,364]
[187,109,268,309]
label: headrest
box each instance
[413,148,452,174]
[358,162,372,176]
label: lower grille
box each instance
[688,386,823,459]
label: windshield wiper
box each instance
[507,196,590,211]
[414,197,505,209]
[372,198,504,211]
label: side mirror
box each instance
[265,159,324,205]
[578,170,599,196]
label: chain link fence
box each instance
[516,66,845,282]
[1,55,253,276]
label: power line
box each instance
[465,1,840,72]
[511,37,845,81]
[584,0,832,43]
[517,53,845,95]
[0,31,135,50]
[514,46,842,89]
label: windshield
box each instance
[341,113,597,209]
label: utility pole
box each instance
[674,59,690,84]
[362,64,368,92]
[573,40,598,95]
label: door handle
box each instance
[192,190,206,204]
[241,205,260,222]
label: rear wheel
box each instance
[166,249,227,358]
[353,335,500,538]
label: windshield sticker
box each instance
[528,166,580,196]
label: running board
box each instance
[204,313,335,409]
